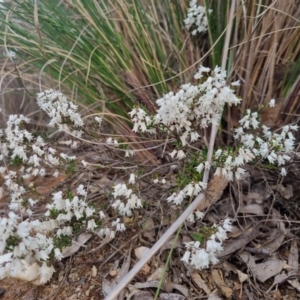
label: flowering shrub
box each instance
[0,60,297,282]
[0,91,126,283]
[184,0,212,35]
[129,65,297,269]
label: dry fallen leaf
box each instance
[211,269,232,298]
[141,264,151,276]
[160,293,185,300]
[260,228,286,253]
[161,238,182,251]
[191,271,211,295]
[148,265,165,281]
[141,218,156,241]
[269,208,287,233]
[134,246,150,260]
[271,289,282,300]
[109,270,118,277]
[242,192,265,205]
[261,99,283,128]
[271,184,293,199]
[219,224,260,257]
[132,291,153,300]
[239,251,285,283]
[239,204,264,215]
[236,270,248,283]
[288,239,300,291]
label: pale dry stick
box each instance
[105,2,237,298]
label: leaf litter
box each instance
[1,145,300,300]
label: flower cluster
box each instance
[184,0,212,35]
[128,108,154,134]
[112,183,143,216]
[0,182,100,284]
[167,181,206,205]
[45,185,95,224]
[0,113,67,214]
[129,66,240,148]
[130,66,297,210]
[181,219,232,269]
[0,91,107,284]
[214,103,298,179]
[1,114,60,168]
[36,89,84,143]
[0,211,58,284]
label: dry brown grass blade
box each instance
[282,75,300,124]
[231,1,300,125]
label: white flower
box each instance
[99,211,106,219]
[112,218,120,227]
[129,173,135,184]
[85,206,95,217]
[277,155,285,166]
[125,150,135,157]
[87,219,97,230]
[206,238,223,253]
[54,248,64,260]
[169,150,177,158]
[77,185,87,196]
[116,223,126,232]
[280,167,287,176]
[195,163,204,173]
[195,211,204,219]
[177,150,186,160]
[231,80,240,86]
[32,168,39,176]
[53,170,59,177]
[214,167,221,176]
[190,248,210,270]
[215,227,228,242]
[81,160,88,167]
[223,219,232,231]
[38,262,55,284]
[112,218,126,231]
[269,99,276,107]
[181,251,191,263]
[290,124,298,131]
[215,149,223,158]
[234,127,244,139]
[95,116,102,124]
[190,131,200,142]
[60,153,76,160]
[235,167,246,180]
[187,213,195,223]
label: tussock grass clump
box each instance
[0,0,299,151]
